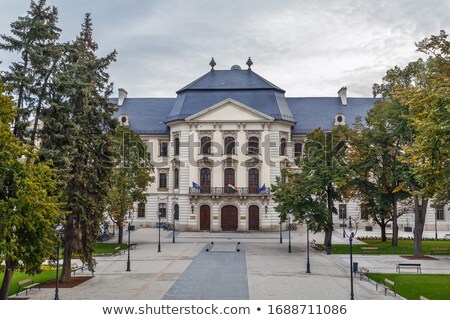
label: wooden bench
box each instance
[16,278,40,296]
[357,267,370,281]
[383,278,396,296]
[71,263,85,275]
[361,247,379,254]
[396,263,421,273]
[430,248,449,255]
[310,240,325,252]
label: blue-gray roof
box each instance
[288,97,376,133]
[177,69,285,93]
[112,98,175,134]
[112,70,375,135]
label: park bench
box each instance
[430,248,449,255]
[361,247,379,254]
[444,234,450,239]
[310,240,325,252]
[383,278,396,296]
[16,278,40,296]
[71,263,85,275]
[356,267,370,281]
[396,263,421,273]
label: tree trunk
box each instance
[60,217,75,283]
[117,222,124,244]
[324,184,334,252]
[391,198,399,246]
[413,195,429,257]
[0,260,15,300]
[380,223,387,242]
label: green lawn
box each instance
[1,270,59,297]
[330,239,450,255]
[1,242,133,297]
[367,273,450,300]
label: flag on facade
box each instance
[227,183,238,193]
[192,181,204,191]
[257,184,266,193]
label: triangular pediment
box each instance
[186,98,274,122]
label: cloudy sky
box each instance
[0,0,449,98]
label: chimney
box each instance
[118,88,128,106]
[338,87,347,106]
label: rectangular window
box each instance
[159,203,167,218]
[294,143,303,157]
[159,172,167,188]
[159,142,168,157]
[436,206,445,221]
[137,202,145,218]
[338,204,347,219]
[174,168,179,189]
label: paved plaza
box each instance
[17,227,450,300]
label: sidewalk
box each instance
[16,228,449,300]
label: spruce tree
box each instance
[0,0,61,143]
[40,13,117,282]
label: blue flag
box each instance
[192,181,204,191]
[257,184,266,193]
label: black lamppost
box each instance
[305,215,311,274]
[172,207,176,244]
[288,211,292,253]
[435,210,438,241]
[158,209,162,253]
[279,218,283,244]
[54,223,64,300]
[126,211,135,272]
[344,216,358,300]
[342,212,346,238]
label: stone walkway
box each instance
[14,228,449,300]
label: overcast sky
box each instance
[0,0,449,98]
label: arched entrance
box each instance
[200,205,210,230]
[221,205,238,231]
[249,205,260,230]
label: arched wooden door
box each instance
[200,205,210,230]
[249,205,260,230]
[221,205,238,231]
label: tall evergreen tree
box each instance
[39,13,117,282]
[0,0,61,143]
[0,80,61,300]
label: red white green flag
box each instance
[227,183,238,193]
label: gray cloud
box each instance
[0,0,448,98]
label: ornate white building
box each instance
[113,60,449,233]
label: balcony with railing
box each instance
[188,186,270,196]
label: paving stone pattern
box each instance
[163,243,249,300]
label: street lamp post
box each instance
[54,223,64,300]
[172,207,176,244]
[279,219,283,244]
[158,210,162,253]
[305,215,311,274]
[342,213,346,238]
[344,216,358,300]
[435,211,438,241]
[288,211,292,253]
[126,211,134,272]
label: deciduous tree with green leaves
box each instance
[0,80,61,300]
[272,127,350,249]
[347,101,410,244]
[106,126,154,244]
[372,30,449,255]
